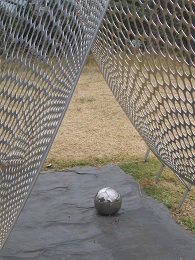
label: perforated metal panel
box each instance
[92,0,195,184]
[0,0,110,249]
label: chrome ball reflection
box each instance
[94,187,122,216]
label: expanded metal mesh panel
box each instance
[0,0,109,249]
[92,0,195,184]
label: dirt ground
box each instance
[47,57,146,163]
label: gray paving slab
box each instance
[0,165,195,260]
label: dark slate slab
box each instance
[1,165,195,260]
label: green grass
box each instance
[43,155,137,170]
[43,155,195,232]
[120,157,195,232]
[120,159,182,209]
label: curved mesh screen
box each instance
[92,0,195,185]
[0,0,109,249]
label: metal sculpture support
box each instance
[0,0,195,250]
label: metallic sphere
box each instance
[94,187,122,216]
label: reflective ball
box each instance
[94,187,122,216]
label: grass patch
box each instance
[43,155,138,170]
[120,157,195,232]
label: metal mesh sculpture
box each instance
[0,0,195,250]
[92,0,195,185]
[0,0,110,249]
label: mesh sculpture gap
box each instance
[0,0,195,250]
